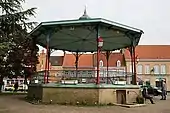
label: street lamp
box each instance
[96,36,104,84]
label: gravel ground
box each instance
[0,95,170,113]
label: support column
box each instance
[121,49,128,84]
[30,39,35,84]
[75,51,79,79]
[129,47,134,84]
[97,47,100,84]
[44,32,51,84]
[125,58,128,84]
[106,51,112,84]
[47,49,51,83]
[103,51,111,84]
[63,50,66,56]
[62,50,66,80]
[129,46,137,85]
[73,51,82,80]
[96,26,100,85]
[44,49,48,84]
[30,62,32,84]
[126,32,139,85]
[132,46,137,85]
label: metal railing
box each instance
[31,70,134,84]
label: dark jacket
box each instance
[142,88,147,97]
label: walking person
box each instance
[0,78,3,92]
[14,82,19,92]
[0,82,2,93]
[1,81,4,91]
[161,80,167,100]
[142,87,155,104]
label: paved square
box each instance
[0,95,170,113]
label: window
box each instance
[11,80,14,84]
[65,71,68,75]
[155,79,162,87]
[88,71,92,75]
[99,60,103,67]
[146,80,150,86]
[20,80,23,84]
[137,64,143,74]
[82,71,86,74]
[55,73,59,77]
[78,71,80,74]
[71,71,74,75]
[160,65,166,74]
[7,80,10,85]
[145,65,150,74]
[117,60,121,67]
[153,65,159,74]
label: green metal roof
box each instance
[29,18,143,52]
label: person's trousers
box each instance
[161,90,167,100]
[145,96,154,104]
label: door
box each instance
[116,90,126,104]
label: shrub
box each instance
[136,96,144,104]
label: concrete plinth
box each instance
[27,83,140,105]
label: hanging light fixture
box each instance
[97,36,104,48]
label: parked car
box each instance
[18,84,28,92]
[140,85,162,96]
[5,85,14,91]
[5,84,28,92]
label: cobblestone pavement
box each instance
[0,95,170,113]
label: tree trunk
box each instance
[0,84,2,93]
[0,76,3,93]
[24,75,28,85]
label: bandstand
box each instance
[28,9,144,105]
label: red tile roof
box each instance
[93,52,125,67]
[62,52,125,67]
[124,45,170,59]
[62,54,93,67]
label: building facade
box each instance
[61,52,126,83]
[37,45,170,89]
[37,51,126,83]
[93,53,126,79]
[62,54,94,80]
[37,50,64,82]
[124,45,170,91]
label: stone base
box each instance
[113,103,146,108]
[27,83,140,105]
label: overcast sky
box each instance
[23,0,170,55]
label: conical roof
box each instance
[79,7,90,20]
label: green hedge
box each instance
[136,96,144,104]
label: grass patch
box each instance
[41,101,115,107]
[0,92,27,96]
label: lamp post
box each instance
[96,36,103,84]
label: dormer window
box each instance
[117,60,121,67]
[99,60,103,67]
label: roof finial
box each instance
[79,5,90,20]
[84,5,87,15]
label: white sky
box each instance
[23,0,170,55]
